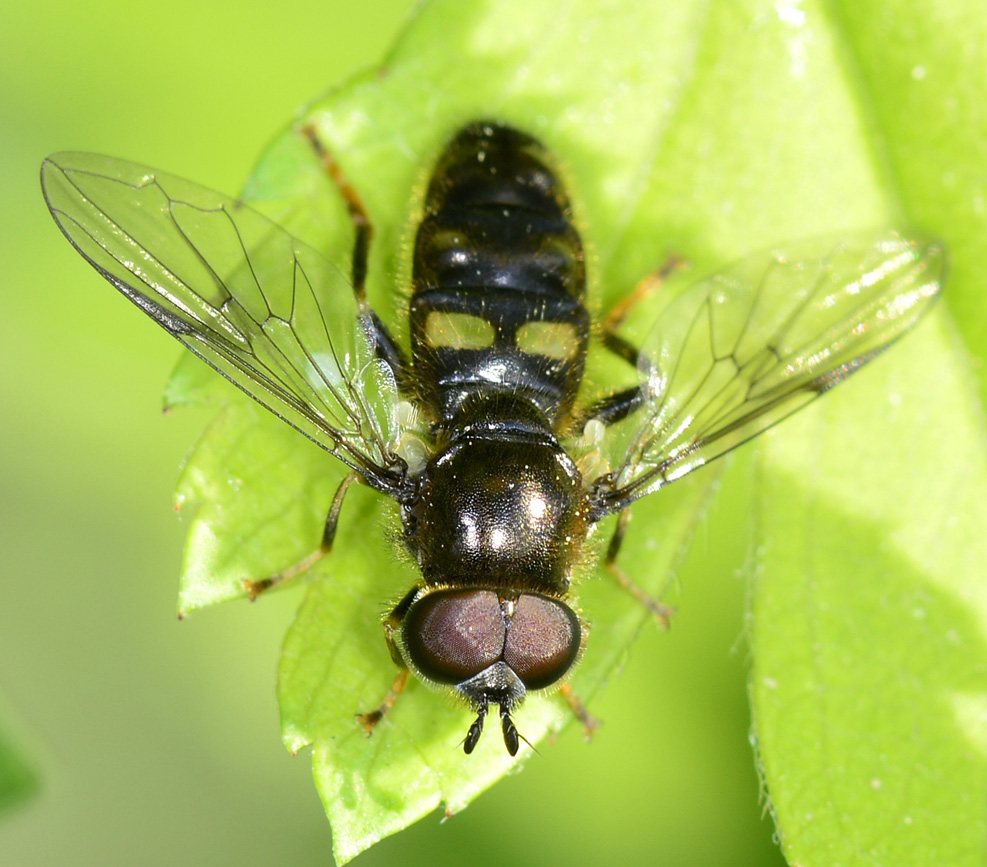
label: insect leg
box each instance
[584,259,688,621]
[243,470,362,600]
[558,681,600,740]
[604,509,674,628]
[601,254,686,368]
[356,587,418,734]
[356,669,410,736]
[580,255,687,427]
[300,124,374,299]
[580,385,645,427]
[299,124,412,385]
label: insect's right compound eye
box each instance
[403,589,506,684]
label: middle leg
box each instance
[243,470,362,600]
[603,508,675,628]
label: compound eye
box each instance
[403,589,505,684]
[503,594,581,690]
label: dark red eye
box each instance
[503,594,581,689]
[403,589,506,684]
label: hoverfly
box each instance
[42,121,944,755]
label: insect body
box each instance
[398,125,591,753]
[42,121,944,755]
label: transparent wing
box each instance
[590,232,945,516]
[42,152,404,490]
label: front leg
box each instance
[356,585,419,734]
[558,681,601,741]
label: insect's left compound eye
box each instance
[502,593,581,690]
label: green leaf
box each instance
[824,0,987,404]
[174,397,347,613]
[746,5,987,864]
[752,318,987,865]
[167,0,983,862]
[0,719,38,815]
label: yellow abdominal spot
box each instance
[516,321,576,360]
[425,311,496,350]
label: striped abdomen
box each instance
[409,122,588,431]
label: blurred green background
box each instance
[2,1,783,864]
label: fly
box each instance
[41,121,945,755]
